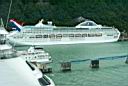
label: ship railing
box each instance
[24,27,117,35]
[40,29,116,33]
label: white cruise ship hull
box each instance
[8,33,120,46]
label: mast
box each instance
[6,0,12,28]
[0,18,4,27]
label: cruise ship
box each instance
[7,19,120,46]
[0,26,55,86]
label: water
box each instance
[15,41,128,86]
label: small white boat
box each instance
[18,46,52,64]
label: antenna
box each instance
[6,0,12,28]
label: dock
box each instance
[60,55,128,71]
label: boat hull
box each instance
[8,36,120,46]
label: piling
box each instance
[36,63,52,73]
[61,62,71,72]
[90,60,99,68]
[125,57,128,64]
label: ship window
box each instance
[88,22,93,26]
[88,34,95,37]
[107,34,113,36]
[69,34,74,37]
[56,34,62,38]
[43,35,48,38]
[75,34,81,37]
[26,61,35,71]
[63,34,68,37]
[80,21,96,26]
[36,35,42,38]
[0,40,6,44]
[38,76,51,86]
[49,34,55,38]
[29,36,35,38]
[76,28,89,30]
[82,34,87,37]
[95,33,102,37]
[0,34,4,38]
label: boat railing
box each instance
[40,29,117,34]
[22,26,118,35]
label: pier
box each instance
[60,55,128,71]
[61,62,71,72]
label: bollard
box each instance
[61,62,71,72]
[90,60,99,68]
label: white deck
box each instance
[0,57,41,86]
[0,44,12,50]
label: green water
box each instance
[16,41,128,86]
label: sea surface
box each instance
[15,41,128,86]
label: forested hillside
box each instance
[0,0,128,32]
